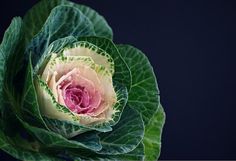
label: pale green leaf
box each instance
[34,36,77,73]
[78,37,131,90]
[144,104,166,161]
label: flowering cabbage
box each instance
[0,0,165,160]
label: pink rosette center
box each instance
[64,85,89,112]
[56,68,102,115]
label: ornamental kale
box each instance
[0,0,165,160]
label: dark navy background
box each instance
[1,0,236,160]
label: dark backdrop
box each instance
[1,0,236,160]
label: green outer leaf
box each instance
[0,129,61,161]
[43,117,93,139]
[117,44,160,125]
[97,106,144,155]
[144,104,166,161]
[0,107,21,138]
[78,37,132,91]
[43,117,112,139]
[23,0,113,43]
[0,17,23,66]
[23,0,67,43]
[26,5,95,66]
[112,142,145,161]
[67,142,144,161]
[22,56,48,129]
[0,17,23,110]
[72,131,101,152]
[18,117,102,152]
[0,17,53,161]
[74,4,113,39]
[0,17,25,145]
[42,82,127,138]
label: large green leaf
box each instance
[0,18,25,149]
[97,106,144,155]
[0,107,21,138]
[111,142,145,161]
[144,104,166,161]
[67,142,144,161]
[26,5,95,66]
[42,82,127,138]
[23,0,113,43]
[18,117,102,152]
[78,37,132,90]
[74,4,113,39]
[0,125,61,161]
[43,117,97,139]
[117,44,160,125]
[23,0,66,43]
[0,17,23,74]
[0,17,24,112]
[21,57,48,129]
[109,142,144,161]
